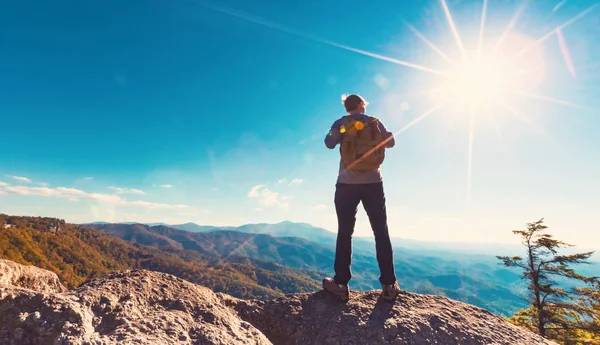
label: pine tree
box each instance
[497,218,599,343]
[570,282,600,344]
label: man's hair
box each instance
[341,94,368,112]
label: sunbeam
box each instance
[396,104,444,135]
[441,0,469,60]
[486,111,504,143]
[202,3,446,75]
[518,91,598,111]
[556,29,576,77]
[466,110,476,209]
[509,3,599,63]
[495,100,537,129]
[404,22,454,64]
[477,0,489,57]
[494,0,528,53]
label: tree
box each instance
[497,218,599,343]
[570,282,600,344]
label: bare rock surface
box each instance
[0,259,66,293]
[0,259,557,345]
[1,268,271,345]
[221,290,558,345]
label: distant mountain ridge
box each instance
[85,222,529,316]
[84,220,599,261]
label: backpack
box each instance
[339,115,385,171]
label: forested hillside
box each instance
[0,214,320,299]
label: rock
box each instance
[0,268,271,345]
[0,259,557,345]
[220,290,558,345]
[0,259,66,293]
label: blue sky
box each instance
[1,0,599,249]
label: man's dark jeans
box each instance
[333,182,396,286]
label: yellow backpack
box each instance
[339,115,385,171]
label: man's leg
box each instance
[333,183,361,285]
[361,182,396,286]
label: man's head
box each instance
[342,94,368,114]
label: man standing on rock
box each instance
[322,94,400,301]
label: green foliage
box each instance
[0,214,319,300]
[497,218,599,344]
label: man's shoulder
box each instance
[365,114,380,121]
[330,115,349,127]
[330,114,383,126]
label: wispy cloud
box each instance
[123,200,189,209]
[7,175,32,184]
[313,204,329,211]
[278,178,304,186]
[39,182,49,187]
[247,184,289,207]
[0,181,7,187]
[0,183,189,210]
[108,186,146,195]
[159,184,173,188]
[83,177,93,181]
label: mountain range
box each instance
[84,221,533,316]
[4,214,597,319]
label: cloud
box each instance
[123,200,188,210]
[108,186,146,195]
[247,184,266,198]
[39,182,49,187]
[0,181,7,187]
[0,183,189,210]
[247,185,288,207]
[278,178,304,186]
[160,184,173,188]
[84,177,93,181]
[313,204,329,211]
[8,176,32,184]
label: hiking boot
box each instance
[381,281,400,301]
[322,277,349,301]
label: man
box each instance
[322,94,400,301]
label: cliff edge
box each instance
[0,259,555,345]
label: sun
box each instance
[432,57,512,107]
[431,56,518,107]
[428,32,547,112]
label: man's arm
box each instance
[378,120,395,148]
[324,119,343,149]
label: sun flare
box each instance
[429,33,546,112]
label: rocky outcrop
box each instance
[0,260,557,345]
[222,291,556,345]
[0,259,66,293]
[0,269,270,345]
